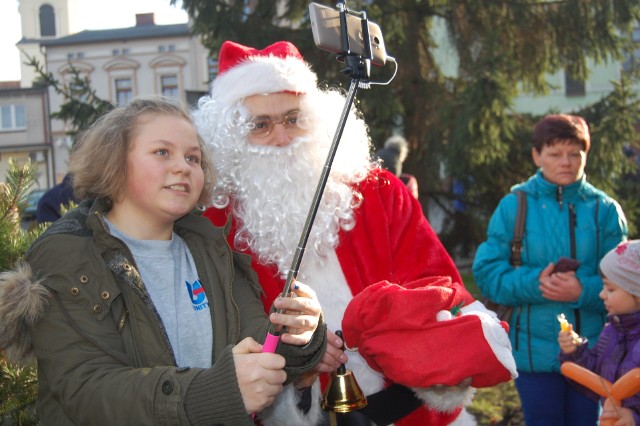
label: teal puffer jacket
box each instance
[473,171,627,373]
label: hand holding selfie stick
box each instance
[561,363,640,426]
[262,0,373,354]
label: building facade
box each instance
[15,0,211,183]
[0,82,52,189]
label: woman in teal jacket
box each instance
[473,114,628,426]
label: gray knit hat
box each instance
[600,240,640,297]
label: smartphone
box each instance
[553,257,581,273]
[309,2,387,67]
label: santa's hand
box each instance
[313,329,347,373]
[270,281,321,346]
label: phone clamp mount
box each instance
[335,1,373,82]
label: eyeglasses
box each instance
[247,110,304,138]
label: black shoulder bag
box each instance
[481,190,527,323]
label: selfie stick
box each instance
[262,0,372,353]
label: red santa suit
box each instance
[205,168,513,425]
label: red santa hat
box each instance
[342,277,513,389]
[210,40,318,107]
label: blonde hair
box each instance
[70,97,216,205]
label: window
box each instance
[113,49,120,56]
[161,75,179,98]
[39,4,56,36]
[158,45,175,53]
[565,70,585,97]
[207,57,219,81]
[1,105,26,131]
[115,78,133,106]
[623,27,640,75]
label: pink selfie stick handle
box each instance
[263,332,280,353]
[249,333,279,420]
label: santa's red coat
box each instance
[204,168,475,425]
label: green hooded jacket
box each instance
[0,198,325,425]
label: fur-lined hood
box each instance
[0,262,49,364]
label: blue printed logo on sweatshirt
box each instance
[185,279,209,311]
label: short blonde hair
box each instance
[70,97,216,205]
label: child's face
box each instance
[599,277,640,316]
[118,113,204,228]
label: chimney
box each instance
[136,13,155,26]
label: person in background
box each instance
[36,171,78,223]
[0,97,326,425]
[375,135,419,199]
[473,114,628,426]
[559,240,640,426]
[194,40,517,426]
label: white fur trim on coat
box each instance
[413,385,476,413]
[258,380,323,426]
[450,408,478,426]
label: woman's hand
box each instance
[539,262,582,302]
[269,281,321,346]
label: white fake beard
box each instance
[230,136,358,277]
[195,88,374,275]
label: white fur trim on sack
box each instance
[460,300,518,379]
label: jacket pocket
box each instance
[45,261,122,321]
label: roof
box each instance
[22,23,192,47]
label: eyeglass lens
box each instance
[248,110,301,137]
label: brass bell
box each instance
[321,331,367,413]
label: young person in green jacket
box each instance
[473,114,628,425]
[0,97,326,425]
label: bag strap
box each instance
[510,190,527,266]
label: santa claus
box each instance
[193,40,517,426]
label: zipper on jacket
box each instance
[94,210,177,364]
[514,306,522,351]
[526,304,535,372]
[556,186,564,210]
[222,238,242,344]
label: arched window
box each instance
[39,4,56,37]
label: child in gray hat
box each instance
[559,239,640,426]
